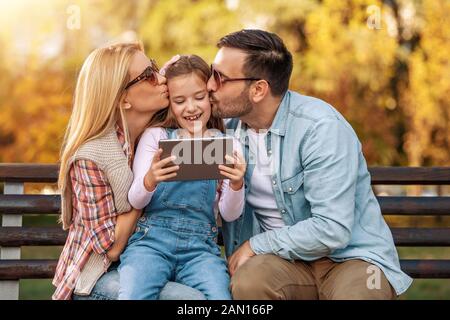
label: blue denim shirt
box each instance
[222,90,413,295]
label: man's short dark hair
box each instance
[217,29,293,96]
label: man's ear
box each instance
[250,80,270,104]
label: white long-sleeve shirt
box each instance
[128,127,244,222]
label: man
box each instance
[207,29,412,299]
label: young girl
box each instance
[54,43,202,300]
[118,55,246,300]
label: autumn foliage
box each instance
[0,0,448,166]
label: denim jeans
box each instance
[73,262,206,300]
[117,128,232,300]
[118,217,231,300]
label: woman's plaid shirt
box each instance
[52,125,131,300]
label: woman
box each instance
[53,42,204,300]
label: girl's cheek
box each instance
[202,99,212,112]
[171,102,181,114]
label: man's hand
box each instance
[228,240,256,276]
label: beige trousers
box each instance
[231,254,397,300]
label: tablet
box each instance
[158,136,234,181]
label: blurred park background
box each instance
[0,0,449,299]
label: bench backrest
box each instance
[1,164,449,300]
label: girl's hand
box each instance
[144,149,179,192]
[218,151,246,191]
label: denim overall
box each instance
[118,129,231,300]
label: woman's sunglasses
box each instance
[210,65,265,89]
[125,59,160,90]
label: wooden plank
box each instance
[1,164,449,185]
[0,164,58,183]
[0,227,67,246]
[0,227,448,247]
[377,196,450,215]
[0,195,60,215]
[400,260,450,278]
[1,194,449,216]
[0,260,56,280]
[370,167,450,185]
[391,228,450,247]
[0,259,448,280]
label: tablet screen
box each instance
[158,136,234,181]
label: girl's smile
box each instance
[167,73,211,135]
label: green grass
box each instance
[19,245,62,300]
[397,247,450,300]
[15,215,62,300]
[20,279,54,300]
[399,279,450,300]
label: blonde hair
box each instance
[58,42,143,192]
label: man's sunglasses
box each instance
[125,59,160,90]
[210,65,265,89]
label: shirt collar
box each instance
[268,90,290,137]
[234,90,291,144]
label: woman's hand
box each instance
[219,151,246,191]
[160,54,181,76]
[106,208,142,262]
[144,149,179,192]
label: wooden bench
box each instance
[0,164,449,300]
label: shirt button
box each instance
[288,187,293,192]
[213,237,218,243]
[281,209,286,214]
[272,180,277,185]
[212,227,217,232]
[136,226,141,232]
[139,216,146,222]
[268,150,272,155]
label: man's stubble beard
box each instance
[211,88,253,119]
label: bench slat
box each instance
[0,164,58,183]
[377,196,450,215]
[1,164,450,184]
[0,195,60,215]
[0,259,448,280]
[0,227,449,247]
[0,227,67,246]
[399,260,450,279]
[1,194,449,216]
[0,260,56,280]
[392,228,450,246]
[369,167,450,185]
